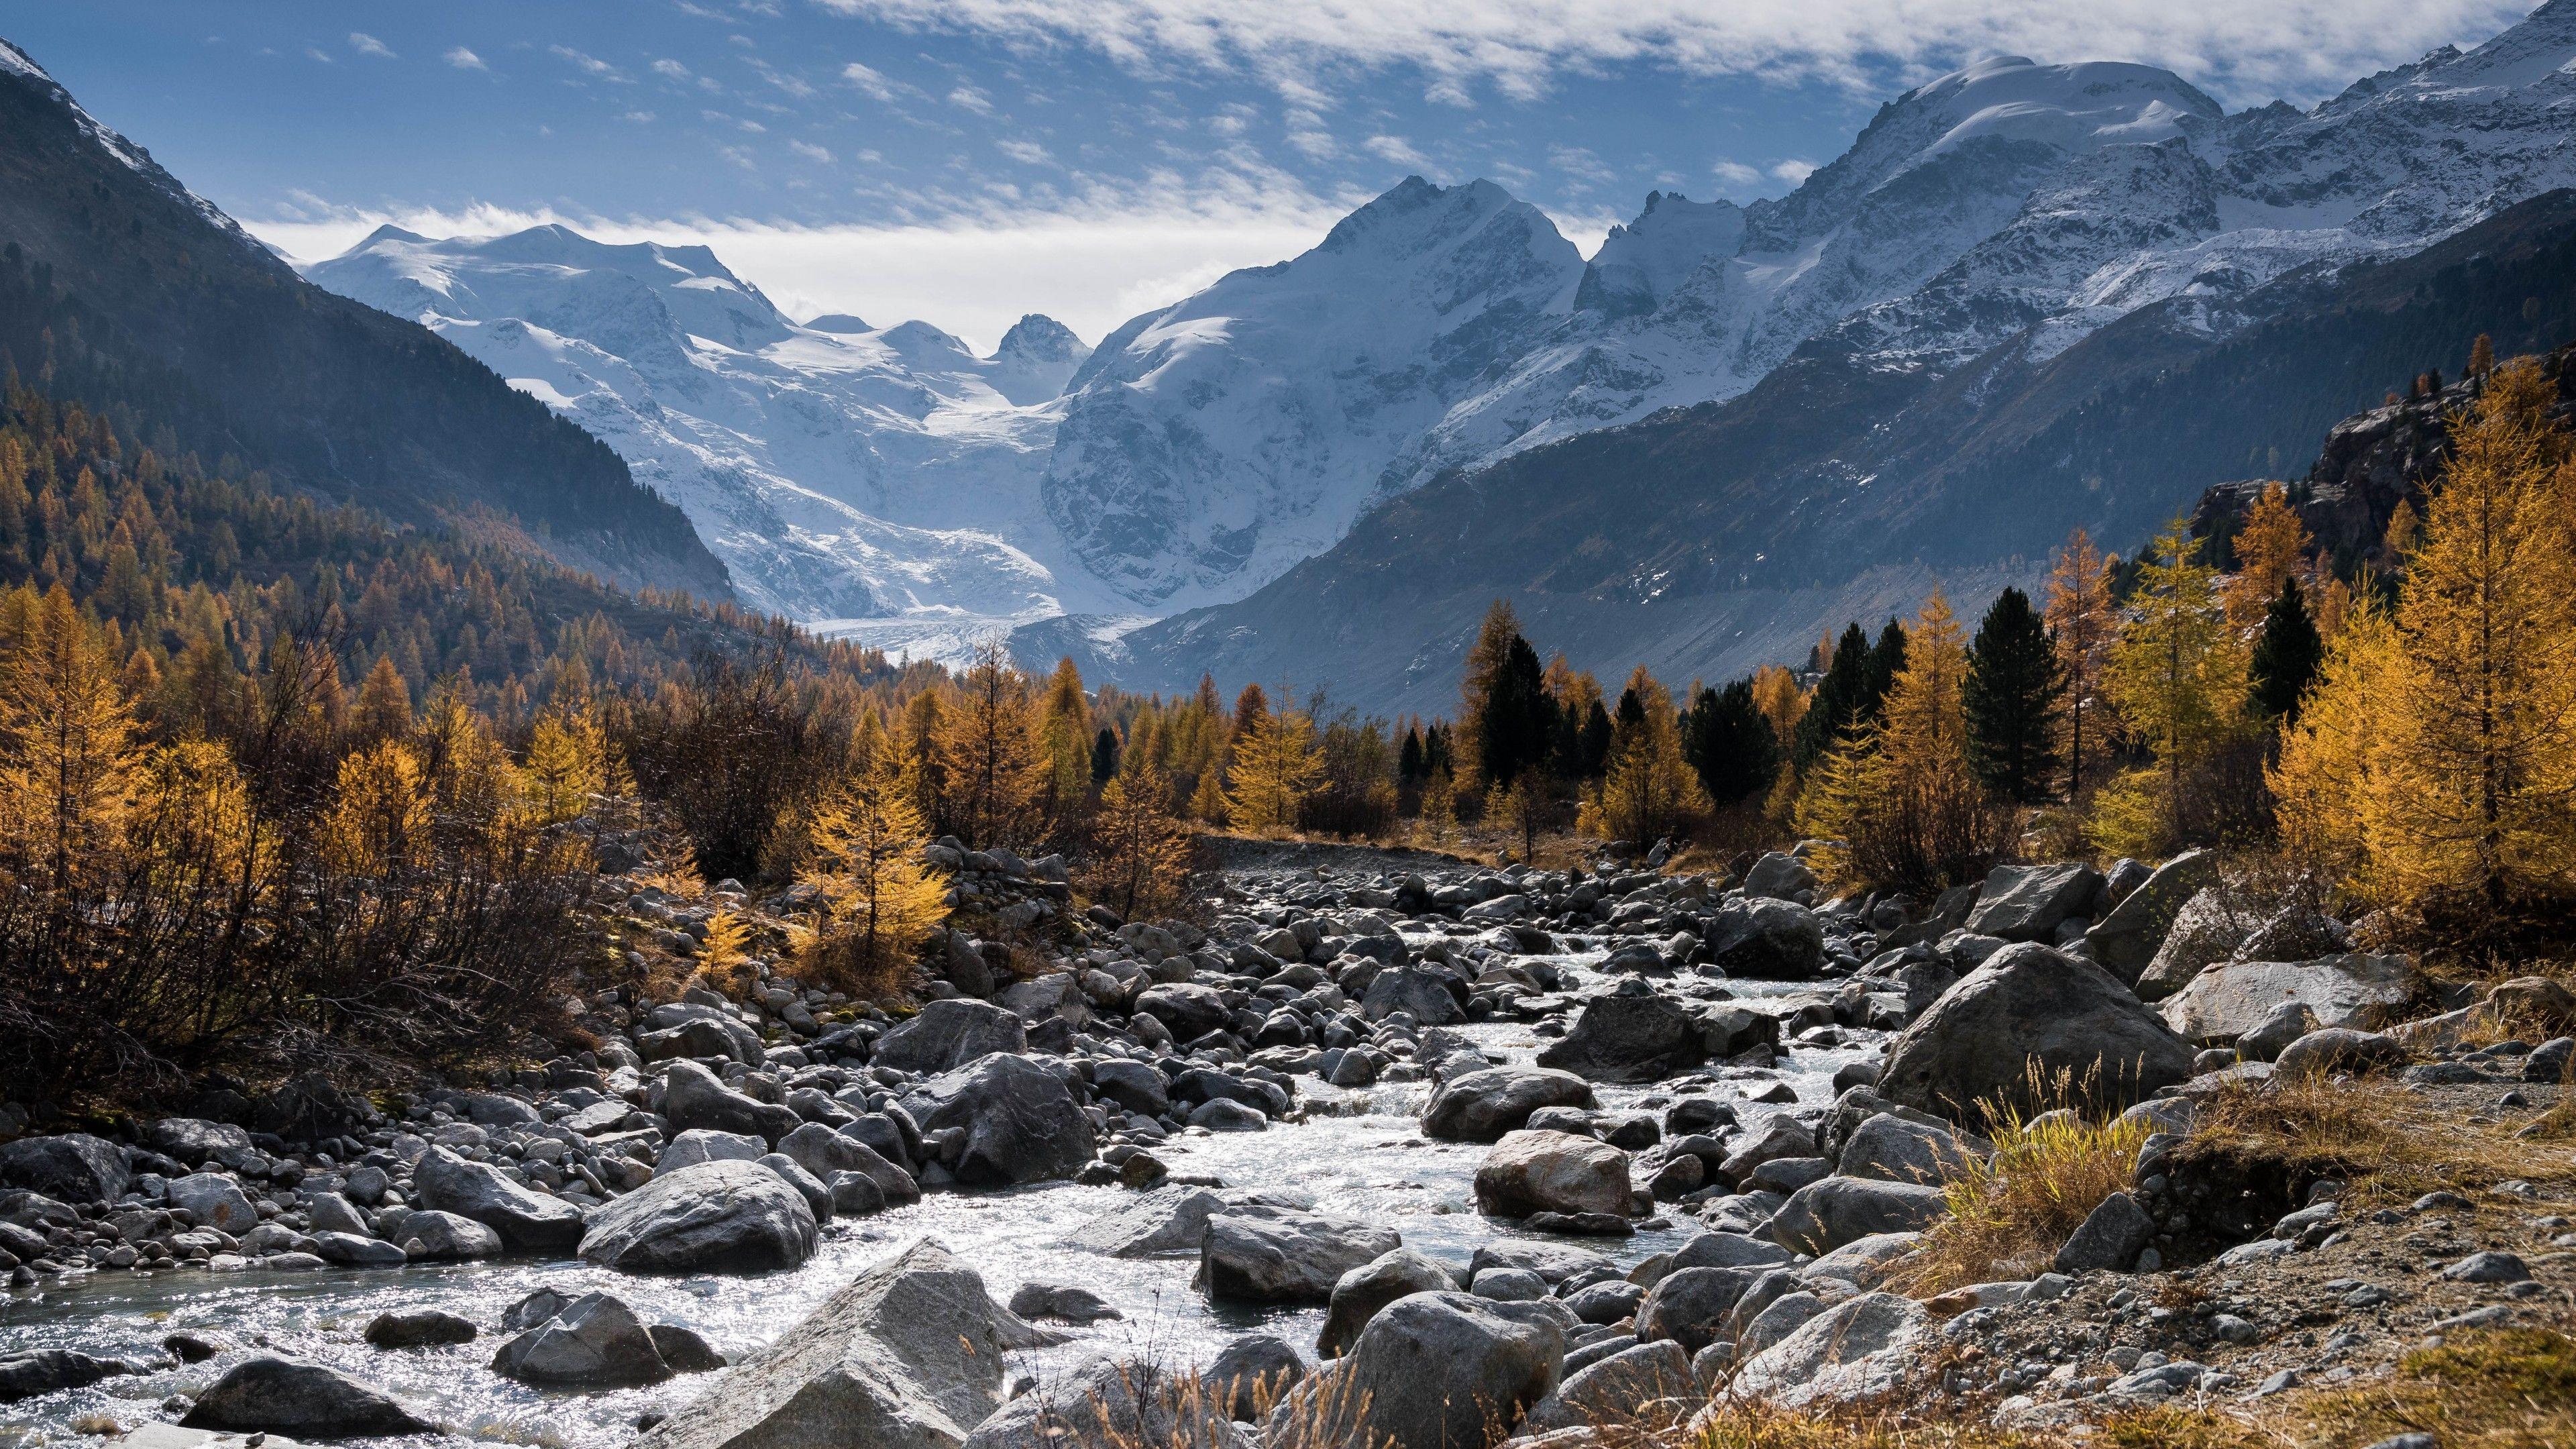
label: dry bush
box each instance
[2180,1072,2565,1203]
[1895,1080,2149,1293]
[1686,1397,2055,1449]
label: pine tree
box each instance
[1085,773,1191,920]
[351,655,414,745]
[1582,674,1707,845]
[2223,482,2314,633]
[1793,621,1873,770]
[2045,528,2117,798]
[938,645,1044,849]
[1862,619,1909,720]
[2248,576,2324,722]
[1962,586,2064,802]
[2100,519,2249,853]
[1472,631,1555,789]
[800,747,951,997]
[1750,664,1807,749]
[1038,657,1092,818]
[1799,592,1999,890]
[1684,678,1780,808]
[1225,696,1322,835]
[0,586,141,897]
[1091,726,1120,785]
[1577,699,1612,777]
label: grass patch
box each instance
[1686,1399,2051,1449]
[2178,1071,2568,1205]
[1894,1081,2151,1293]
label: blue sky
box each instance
[0,0,2537,350]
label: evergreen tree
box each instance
[1577,699,1612,778]
[2045,527,2118,798]
[1792,621,1873,769]
[1581,674,1708,845]
[1476,633,1556,788]
[1091,726,1120,784]
[1397,726,1425,786]
[2248,576,2324,722]
[1684,678,1780,807]
[1962,586,2064,802]
[1862,618,1909,720]
[1798,592,2000,890]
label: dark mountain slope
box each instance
[1070,190,2576,714]
[0,41,731,600]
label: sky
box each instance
[0,0,2540,352]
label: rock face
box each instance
[492,1292,674,1386]
[874,999,1030,1075]
[664,1059,805,1144]
[1837,1114,1978,1185]
[1534,993,1705,1082]
[180,1357,435,1437]
[580,1159,820,1272]
[1730,1293,1927,1407]
[0,1134,128,1205]
[1702,898,1825,977]
[641,1240,1008,1449]
[2134,890,2259,1000]
[410,1146,587,1252]
[1201,1212,1403,1304]
[1318,1248,1456,1358]
[1282,1291,1566,1449]
[1878,943,2195,1121]
[2159,954,2418,1044]
[1964,863,2104,943]
[1768,1177,1949,1254]
[2084,850,2217,985]
[1421,1068,1597,1142]
[1474,1130,1632,1218]
[166,1171,262,1234]
[2054,1191,2155,1273]
[903,1053,1099,1185]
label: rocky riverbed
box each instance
[1,841,2569,1449]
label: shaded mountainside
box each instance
[0,42,731,601]
[1056,189,2576,714]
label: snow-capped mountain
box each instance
[306,225,1120,641]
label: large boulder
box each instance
[409,1146,586,1252]
[1521,1341,1693,1434]
[1277,1293,1564,1449]
[2159,954,2418,1044]
[1420,1068,1596,1142]
[663,1059,804,1145]
[1703,898,1826,978]
[396,1209,504,1260]
[636,1002,766,1065]
[1533,991,1705,1083]
[1473,1130,1631,1219]
[1877,943,2195,1122]
[142,1118,257,1171]
[1634,1267,1758,1353]
[2133,890,2260,1000]
[580,1159,819,1272]
[1068,1187,1236,1258]
[180,1358,434,1437]
[902,1053,1098,1186]
[1201,1211,1401,1305]
[641,1240,1008,1449]
[2273,1027,2411,1078]
[1740,852,1818,902]
[1837,1114,1978,1186]
[1729,1293,1928,1408]
[165,1172,262,1235]
[1134,983,1233,1043]
[963,1357,1248,1449]
[1360,965,1466,1025]
[1207,1336,1308,1421]
[1318,1248,1456,1358]
[874,999,1029,1075]
[1768,1177,1949,1255]
[2082,850,2218,986]
[491,1292,672,1386]
[1964,863,2105,943]
[779,1122,919,1206]
[0,1134,128,1205]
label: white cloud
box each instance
[549,44,631,82]
[948,84,996,113]
[653,58,693,80]
[790,138,835,162]
[1710,159,1762,186]
[1770,158,1817,183]
[1362,133,1427,166]
[305,47,334,64]
[244,190,1356,353]
[997,138,1054,164]
[841,60,902,100]
[621,110,659,123]
[349,32,395,59]
[812,0,2532,105]
[443,46,488,70]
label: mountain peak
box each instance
[804,312,873,333]
[994,313,1086,362]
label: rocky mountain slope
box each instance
[0,42,730,601]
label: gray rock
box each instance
[1964,863,2105,943]
[307,1191,369,1236]
[903,1054,1099,1186]
[2134,890,2260,1000]
[1837,1114,1977,1185]
[1470,1267,1548,1301]
[1670,1232,1796,1272]
[1202,1212,1402,1305]
[1275,1292,1564,1449]
[657,1128,769,1173]
[579,1159,819,1272]
[410,1146,586,1252]
[639,1239,1008,1449]
[1467,1240,1615,1287]
[1635,1267,1756,1352]
[1421,1068,1597,1142]
[637,1002,766,1065]
[0,1350,127,1405]
[397,1209,504,1260]
[962,1357,1246,1449]
[663,1059,805,1145]
[1741,853,1818,902]
[779,1122,918,1205]
[874,999,1029,1075]
[1191,1099,1269,1132]
[1521,1340,1693,1432]
[1207,1334,1307,1420]
[143,1118,257,1170]
[1319,1248,1456,1358]
[1360,965,1466,1025]
[654,1325,727,1374]
[166,1172,262,1235]
[2236,1001,2322,1063]
[180,1357,434,1437]
[1768,1177,1949,1255]
[2084,851,2217,985]
[1736,1291,1828,1360]
[1008,1283,1124,1323]
[365,1310,478,1349]
[1878,943,2194,1122]
[315,1231,410,1267]
[2273,1028,2410,1078]
[0,1134,128,1205]
[492,1291,672,1386]
[2159,954,2418,1044]
[1066,1187,1303,1258]
[1729,1293,1927,1407]
[2053,1191,2155,1273]
[759,1152,837,1221]
[1134,983,1235,1042]
[1703,898,1825,979]
[1473,1130,1631,1219]
[1534,993,1706,1083]
[2440,1251,2530,1284]
[1563,1280,1646,1324]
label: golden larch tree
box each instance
[1225,694,1322,835]
[938,645,1044,849]
[2044,527,2117,798]
[0,586,144,897]
[800,747,951,996]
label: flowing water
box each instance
[0,958,1875,1448]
